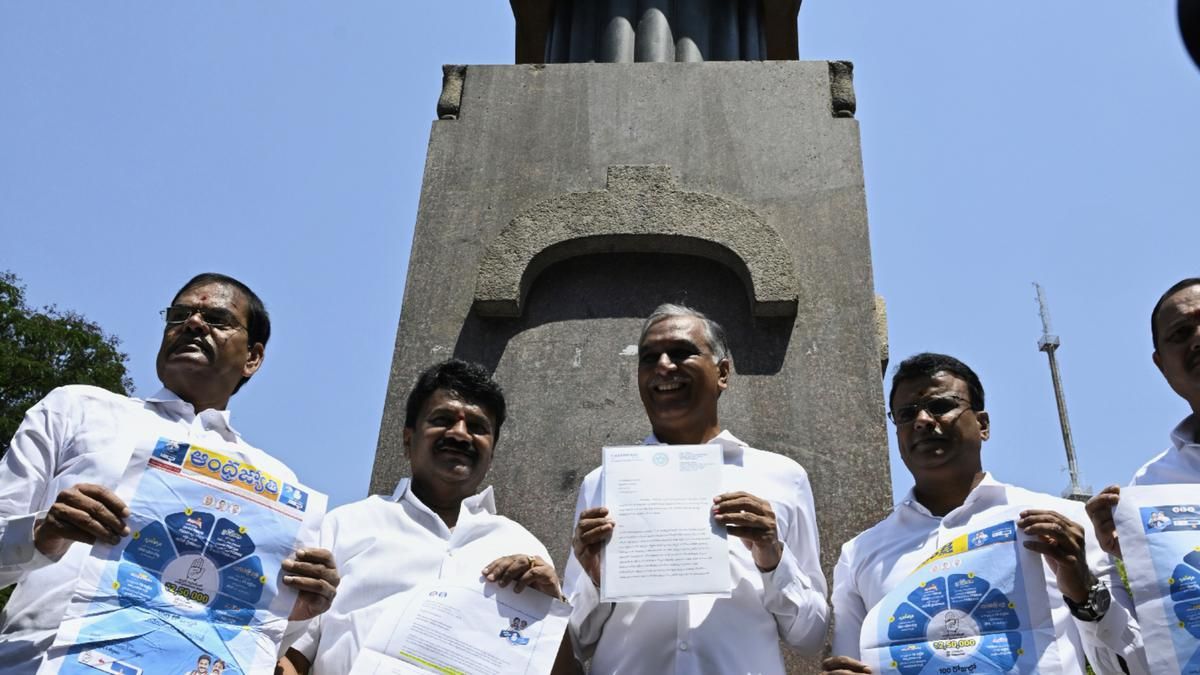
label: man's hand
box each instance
[1018,509,1094,603]
[712,491,782,572]
[572,506,613,587]
[483,554,563,599]
[821,655,873,674]
[34,483,130,559]
[283,548,339,621]
[1085,485,1123,559]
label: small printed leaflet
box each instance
[1114,484,1200,674]
[599,444,730,602]
[40,437,326,675]
[348,581,570,675]
[861,511,1061,674]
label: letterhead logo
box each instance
[499,616,530,645]
[652,452,669,467]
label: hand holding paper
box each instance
[483,554,562,599]
[34,483,131,557]
[572,507,614,587]
[284,547,341,620]
[1085,485,1124,559]
[712,491,782,571]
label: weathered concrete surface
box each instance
[373,61,891,669]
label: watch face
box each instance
[1093,584,1112,613]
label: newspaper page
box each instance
[41,436,326,675]
[349,581,570,675]
[860,512,1061,675]
[599,444,730,602]
[1114,483,1200,674]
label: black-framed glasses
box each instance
[160,305,244,331]
[888,395,973,426]
[638,347,711,368]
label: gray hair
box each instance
[639,303,731,363]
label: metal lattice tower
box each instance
[1033,283,1091,502]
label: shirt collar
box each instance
[390,478,498,516]
[143,386,239,439]
[1170,414,1200,451]
[642,429,746,460]
[897,471,1005,518]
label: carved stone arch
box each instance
[473,165,799,318]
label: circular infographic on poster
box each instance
[1169,548,1200,671]
[884,572,1024,674]
[116,507,267,640]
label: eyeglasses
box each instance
[160,305,244,331]
[888,395,973,426]
[638,347,711,368]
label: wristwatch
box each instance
[1064,580,1111,622]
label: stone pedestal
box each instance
[372,61,892,668]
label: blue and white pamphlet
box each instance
[860,511,1061,674]
[1114,484,1200,674]
[349,581,570,675]
[41,436,326,675]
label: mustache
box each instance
[170,334,214,359]
[435,438,477,458]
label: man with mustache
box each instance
[279,359,563,674]
[563,304,828,674]
[0,273,339,673]
[822,353,1146,674]
[1087,278,1200,558]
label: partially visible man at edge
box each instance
[1088,278,1200,558]
[0,272,339,673]
[822,352,1147,675]
[279,359,569,674]
[564,304,828,674]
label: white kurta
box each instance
[290,478,552,674]
[563,431,828,675]
[831,473,1148,674]
[0,385,297,675]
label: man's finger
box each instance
[282,559,340,583]
[283,575,337,598]
[712,496,767,514]
[58,491,127,537]
[48,503,118,544]
[75,483,131,519]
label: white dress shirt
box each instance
[291,478,553,674]
[1131,414,1200,485]
[0,385,297,675]
[831,473,1148,675]
[563,430,828,675]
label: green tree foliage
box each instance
[1,271,133,453]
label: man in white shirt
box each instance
[0,273,339,674]
[279,359,564,674]
[822,352,1146,675]
[564,304,828,674]
[1087,278,1200,558]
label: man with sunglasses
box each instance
[0,272,338,673]
[563,304,827,674]
[822,352,1146,675]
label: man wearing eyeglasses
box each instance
[821,352,1146,675]
[563,304,828,674]
[0,272,339,673]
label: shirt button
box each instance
[678,641,689,651]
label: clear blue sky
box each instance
[2,2,1196,509]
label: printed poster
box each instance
[41,436,326,675]
[861,514,1061,675]
[1114,484,1200,674]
